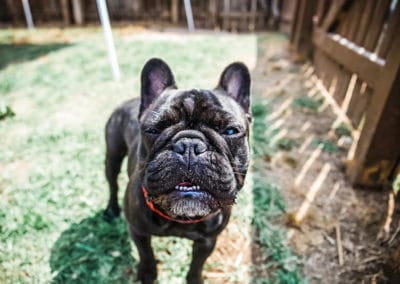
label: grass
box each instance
[275,138,299,151]
[0,101,15,120]
[312,138,339,153]
[334,123,352,138]
[291,96,323,113]
[0,28,304,283]
[250,98,305,284]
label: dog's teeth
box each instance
[176,185,202,191]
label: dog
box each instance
[104,58,251,284]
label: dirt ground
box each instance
[252,35,400,283]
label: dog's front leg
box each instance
[186,237,217,284]
[130,226,157,284]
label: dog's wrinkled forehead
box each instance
[144,89,246,127]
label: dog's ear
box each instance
[139,58,176,118]
[217,62,251,114]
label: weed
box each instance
[291,96,323,112]
[393,174,400,194]
[276,138,299,151]
[312,138,338,153]
[334,123,352,138]
[0,101,15,120]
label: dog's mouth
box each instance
[149,182,220,219]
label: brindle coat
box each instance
[104,58,251,284]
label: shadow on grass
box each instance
[50,212,137,283]
[0,43,72,70]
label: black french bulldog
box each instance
[104,58,251,284]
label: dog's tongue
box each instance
[178,182,192,186]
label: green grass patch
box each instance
[276,138,299,151]
[393,174,400,194]
[312,138,338,153]
[251,98,306,283]
[334,123,352,138]
[0,100,15,120]
[291,96,323,113]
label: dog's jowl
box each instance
[104,58,251,284]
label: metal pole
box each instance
[96,0,121,81]
[21,0,34,30]
[184,0,195,32]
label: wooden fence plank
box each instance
[345,0,382,130]
[222,0,230,30]
[6,0,22,24]
[60,0,70,25]
[291,0,317,58]
[289,0,301,42]
[208,0,218,29]
[321,0,346,31]
[378,0,400,58]
[354,0,375,45]
[346,0,364,41]
[347,29,400,185]
[361,80,400,186]
[363,0,392,51]
[171,0,179,24]
[314,0,327,27]
[72,0,84,25]
[313,28,384,89]
[333,68,352,106]
[346,83,371,127]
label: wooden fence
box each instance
[290,0,400,187]
[0,0,280,32]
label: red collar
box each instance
[141,185,208,224]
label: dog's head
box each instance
[138,58,251,220]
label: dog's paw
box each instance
[103,205,121,221]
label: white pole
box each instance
[96,0,121,81]
[21,0,34,30]
[183,0,195,32]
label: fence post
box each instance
[290,0,317,59]
[171,0,179,24]
[346,34,400,186]
[72,0,84,25]
[60,0,70,25]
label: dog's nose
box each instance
[173,138,207,156]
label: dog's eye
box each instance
[145,128,160,135]
[223,127,239,136]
